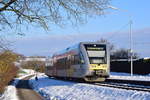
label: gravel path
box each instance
[16,76,44,100]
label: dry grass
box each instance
[0,50,19,94]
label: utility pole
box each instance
[129,20,133,76]
[108,5,134,76]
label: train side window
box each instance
[64,57,67,66]
[56,58,67,69]
[70,55,74,65]
[74,55,80,64]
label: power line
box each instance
[106,22,130,41]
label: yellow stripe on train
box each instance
[89,64,107,70]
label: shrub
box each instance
[21,60,45,73]
[0,50,19,94]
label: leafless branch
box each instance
[0,0,110,31]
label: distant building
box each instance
[19,56,46,62]
[45,58,53,67]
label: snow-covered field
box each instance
[29,73,150,100]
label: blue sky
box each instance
[3,0,150,57]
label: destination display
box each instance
[86,47,105,51]
[84,44,106,51]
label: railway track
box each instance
[106,78,150,86]
[94,79,150,92]
[49,76,150,92]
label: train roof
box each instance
[53,42,107,57]
[53,43,79,57]
[80,42,107,45]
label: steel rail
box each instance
[106,78,150,86]
[94,82,150,92]
[48,76,150,92]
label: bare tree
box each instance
[21,60,45,72]
[0,37,10,51]
[0,0,110,31]
[97,38,115,52]
[97,38,139,60]
[111,48,139,60]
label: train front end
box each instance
[82,43,110,82]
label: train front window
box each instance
[89,58,105,64]
[84,44,107,64]
[87,51,105,57]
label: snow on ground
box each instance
[0,69,35,100]
[13,68,36,86]
[0,86,19,100]
[1,70,150,100]
[110,72,150,81]
[17,68,35,78]
[29,73,150,100]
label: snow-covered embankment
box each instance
[29,74,150,100]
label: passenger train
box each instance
[45,42,110,82]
